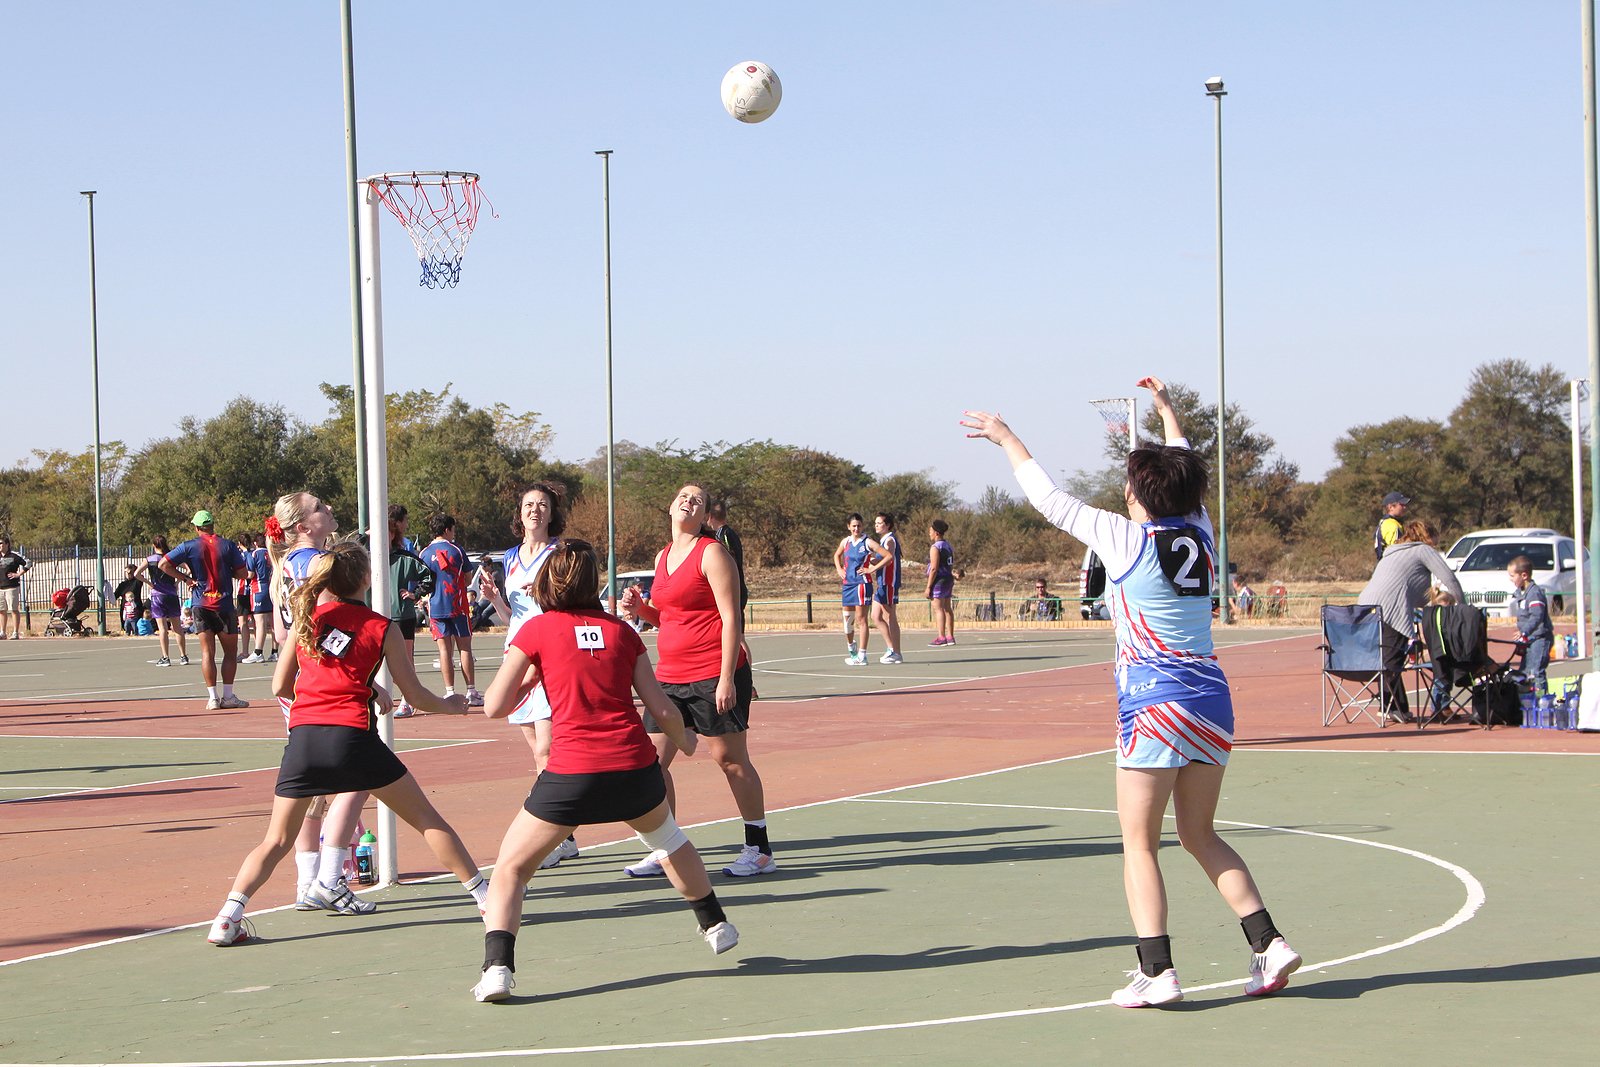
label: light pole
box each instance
[597,150,617,611]
[1205,76,1231,624]
[1573,379,1589,658]
[81,190,107,636]
[340,0,370,543]
[1584,1,1600,671]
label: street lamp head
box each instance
[1204,77,1225,95]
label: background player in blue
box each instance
[241,532,277,663]
[864,512,904,664]
[161,510,251,711]
[422,513,481,706]
[832,514,889,666]
[961,376,1301,1009]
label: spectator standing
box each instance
[113,564,146,635]
[1507,555,1554,696]
[1356,520,1464,724]
[0,536,31,640]
[1373,492,1408,562]
[420,514,482,706]
[137,535,189,666]
[160,511,251,711]
[386,506,434,717]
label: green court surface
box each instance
[0,738,475,801]
[1,750,1594,1066]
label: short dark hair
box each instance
[1125,445,1207,519]
[510,483,568,539]
[847,512,864,526]
[388,503,408,524]
[151,535,170,554]
[930,519,949,537]
[1508,554,1534,576]
[875,512,895,530]
[427,513,455,540]
[533,539,604,613]
[708,500,728,521]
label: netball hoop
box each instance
[1089,397,1138,456]
[364,171,487,289]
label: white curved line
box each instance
[0,791,1484,1067]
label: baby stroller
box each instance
[44,586,92,637]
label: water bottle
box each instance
[356,831,377,886]
[1538,694,1553,729]
[1556,698,1571,731]
[1520,691,1538,727]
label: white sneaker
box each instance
[555,837,580,861]
[240,652,265,664]
[217,695,249,709]
[472,965,515,1002]
[538,850,565,870]
[1112,968,1183,1007]
[179,655,190,666]
[306,880,378,915]
[294,886,319,912]
[879,651,903,664]
[722,845,777,878]
[844,652,868,666]
[204,697,222,711]
[623,850,667,877]
[267,650,279,662]
[466,689,485,707]
[1245,937,1302,996]
[206,913,252,946]
[703,921,739,954]
[392,703,415,718]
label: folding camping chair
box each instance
[1320,604,1391,726]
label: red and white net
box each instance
[368,172,487,289]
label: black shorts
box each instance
[234,593,251,616]
[643,661,753,737]
[523,761,667,826]
[194,604,240,636]
[276,724,408,798]
[398,617,417,641]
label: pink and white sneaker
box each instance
[1244,937,1302,996]
[1111,968,1183,1007]
[206,913,252,947]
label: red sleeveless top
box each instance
[288,600,391,731]
[651,537,748,683]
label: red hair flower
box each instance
[264,516,285,541]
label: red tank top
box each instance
[287,601,391,731]
[651,537,747,683]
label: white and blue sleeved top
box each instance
[1012,445,1230,715]
[502,542,558,722]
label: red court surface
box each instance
[2,632,1590,963]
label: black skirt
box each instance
[522,761,667,826]
[276,724,408,798]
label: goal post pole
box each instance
[358,178,398,888]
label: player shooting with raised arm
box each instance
[960,376,1301,1008]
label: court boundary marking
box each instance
[0,749,1488,1067]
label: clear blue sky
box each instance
[3,2,1590,502]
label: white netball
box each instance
[721,61,782,123]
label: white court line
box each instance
[0,734,482,741]
[1243,746,1600,756]
[0,746,1487,1067]
[0,739,492,805]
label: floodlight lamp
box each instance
[1204,77,1225,94]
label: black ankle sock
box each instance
[1240,909,1280,954]
[690,891,727,932]
[1136,935,1173,978]
[483,929,516,972]
[744,821,771,857]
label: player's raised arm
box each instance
[1137,376,1185,445]
[960,411,1035,471]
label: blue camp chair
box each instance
[1319,604,1390,727]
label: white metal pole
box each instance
[1128,398,1138,453]
[1574,379,1588,657]
[597,151,616,612]
[1585,0,1600,671]
[81,190,107,635]
[358,179,397,887]
[1207,79,1231,623]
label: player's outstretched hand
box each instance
[1136,376,1172,409]
[959,410,1015,446]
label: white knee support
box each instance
[636,814,690,856]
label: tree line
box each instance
[0,359,1583,582]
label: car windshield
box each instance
[1460,542,1555,572]
[1446,535,1487,560]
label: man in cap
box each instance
[160,511,251,710]
[1374,492,1409,562]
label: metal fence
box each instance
[10,544,144,625]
